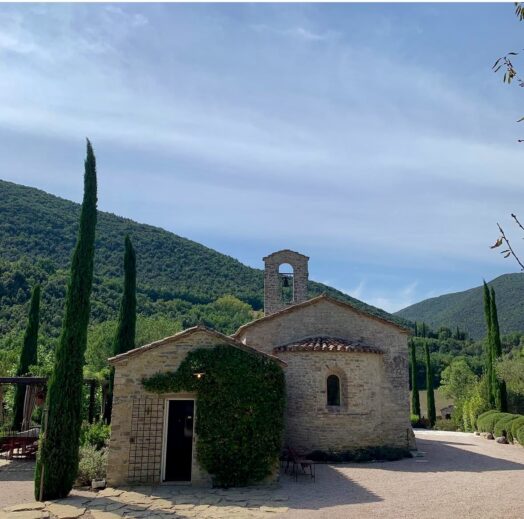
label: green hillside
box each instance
[396,273,524,339]
[0,179,404,341]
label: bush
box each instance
[517,425,524,446]
[477,411,504,433]
[510,416,524,443]
[493,415,519,438]
[411,415,430,428]
[143,345,285,487]
[76,445,107,486]
[306,446,411,463]
[433,418,460,431]
[467,388,489,431]
[80,422,110,450]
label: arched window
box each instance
[327,375,340,406]
[278,263,294,304]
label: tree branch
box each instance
[497,222,524,271]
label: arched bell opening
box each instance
[278,263,294,304]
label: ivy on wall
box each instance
[142,345,286,487]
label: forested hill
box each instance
[395,273,524,339]
[0,179,404,339]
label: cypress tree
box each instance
[410,339,421,417]
[12,285,41,431]
[35,140,97,500]
[104,235,136,423]
[490,287,508,411]
[424,343,436,427]
[421,322,427,338]
[482,281,495,408]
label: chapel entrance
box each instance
[164,400,194,482]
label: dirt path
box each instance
[1,431,523,518]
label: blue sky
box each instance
[1,2,524,313]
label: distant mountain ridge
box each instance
[395,273,524,339]
[0,179,405,338]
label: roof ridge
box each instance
[109,325,286,366]
[233,294,409,337]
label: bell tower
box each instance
[263,249,309,315]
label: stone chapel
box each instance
[106,250,414,486]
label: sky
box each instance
[1,2,524,313]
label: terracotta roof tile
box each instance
[273,336,383,355]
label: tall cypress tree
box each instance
[104,235,136,423]
[410,339,421,417]
[482,281,495,408]
[490,288,508,411]
[12,285,41,431]
[35,140,97,500]
[424,343,436,427]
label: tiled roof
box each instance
[273,336,383,355]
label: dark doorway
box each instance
[164,400,194,482]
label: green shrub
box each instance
[76,445,107,486]
[80,422,110,450]
[410,415,430,428]
[493,415,519,438]
[462,399,471,431]
[433,418,460,431]
[477,411,504,433]
[517,425,524,446]
[510,416,524,443]
[467,385,489,431]
[143,345,285,487]
[306,446,410,463]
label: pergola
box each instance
[0,376,100,426]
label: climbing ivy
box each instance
[142,345,285,487]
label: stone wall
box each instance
[236,297,414,450]
[107,331,232,486]
[263,250,309,315]
[281,351,385,451]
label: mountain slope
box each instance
[395,273,524,339]
[0,179,404,338]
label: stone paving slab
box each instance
[1,484,290,519]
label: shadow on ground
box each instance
[2,436,524,517]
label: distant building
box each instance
[107,249,415,486]
[441,405,455,420]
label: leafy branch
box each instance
[492,3,524,140]
[491,217,524,271]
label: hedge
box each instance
[307,446,411,463]
[510,417,524,443]
[517,425,524,446]
[476,410,524,446]
[493,415,520,438]
[476,411,505,433]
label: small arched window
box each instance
[327,375,341,406]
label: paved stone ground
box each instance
[1,431,524,519]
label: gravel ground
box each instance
[1,431,523,518]
[280,430,524,519]
[0,458,35,507]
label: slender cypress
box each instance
[410,339,421,417]
[35,140,97,500]
[104,236,136,423]
[482,281,495,408]
[490,287,507,411]
[424,343,436,427]
[12,285,41,431]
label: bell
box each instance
[282,276,290,288]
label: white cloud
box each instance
[0,3,521,307]
[344,280,419,313]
